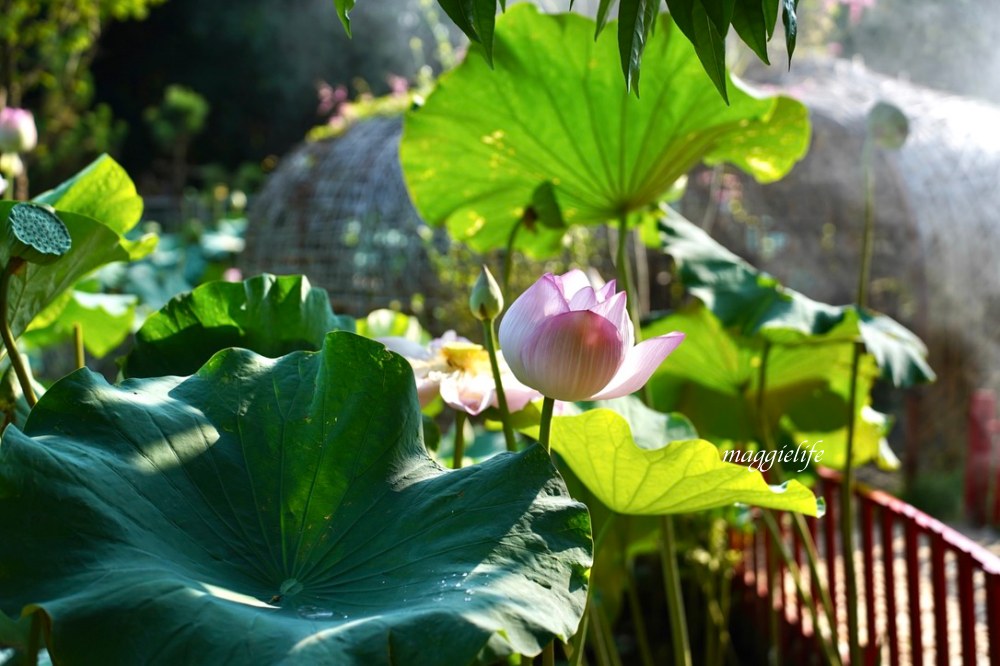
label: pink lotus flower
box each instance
[0,108,37,153]
[379,331,541,416]
[499,270,685,402]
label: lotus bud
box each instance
[0,153,23,178]
[5,203,72,266]
[499,270,685,402]
[469,265,504,321]
[0,108,37,154]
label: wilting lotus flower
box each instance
[499,270,685,402]
[0,108,37,154]
[380,331,541,416]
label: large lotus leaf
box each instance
[0,332,592,665]
[124,274,355,378]
[549,409,819,515]
[400,5,809,256]
[656,213,935,386]
[22,290,137,358]
[33,154,143,235]
[0,202,155,350]
[643,304,896,470]
[336,1,796,102]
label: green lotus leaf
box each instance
[644,303,897,470]
[400,5,809,256]
[0,332,592,664]
[549,408,819,515]
[0,202,155,352]
[124,274,355,379]
[655,213,935,386]
[23,290,137,358]
[355,308,429,343]
[33,154,144,235]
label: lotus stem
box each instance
[840,341,864,666]
[615,214,640,335]
[755,340,842,662]
[0,260,35,407]
[538,397,555,454]
[482,318,517,452]
[840,133,878,666]
[73,323,85,370]
[542,642,555,666]
[762,511,840,666]
[615,211,691,664]
[625,562,656,666]
[452,412,466,469]
[25,612,41,666]
[570,513,618,666]
[502,219,523,296]
[660,515,693,666]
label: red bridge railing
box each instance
[735,468,1000,665]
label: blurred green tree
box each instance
[144,84,209,193]
[0,0,166,187]
[93,0,449,189]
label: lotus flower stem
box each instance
[0,260,35,407]
[542,642,555,666]
[73,323,85,370]
[482,318,517,452]
[538,397,555,454]
[614,213,691,664]
[452,412,466,469]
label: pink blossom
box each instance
[387,75,409,97]
[499,270,685,402]
[380,331,541,416]
[0,108,37,153]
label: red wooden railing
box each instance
[735,468,1000,665]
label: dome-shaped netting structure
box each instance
[242,116,449,317]
[681,57,1000,476]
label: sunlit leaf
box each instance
[33,154,143,235]
[643,304,892,470]
[0,333,592,664]
[549,409,819,515]
[124,274,354,379]
[0,202,155,350]
[401,5,809,256]
[23,291,137,358]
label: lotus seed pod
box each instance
[5,203,72,266]
[867,102,909,151]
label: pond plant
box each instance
[0,3,936,666]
